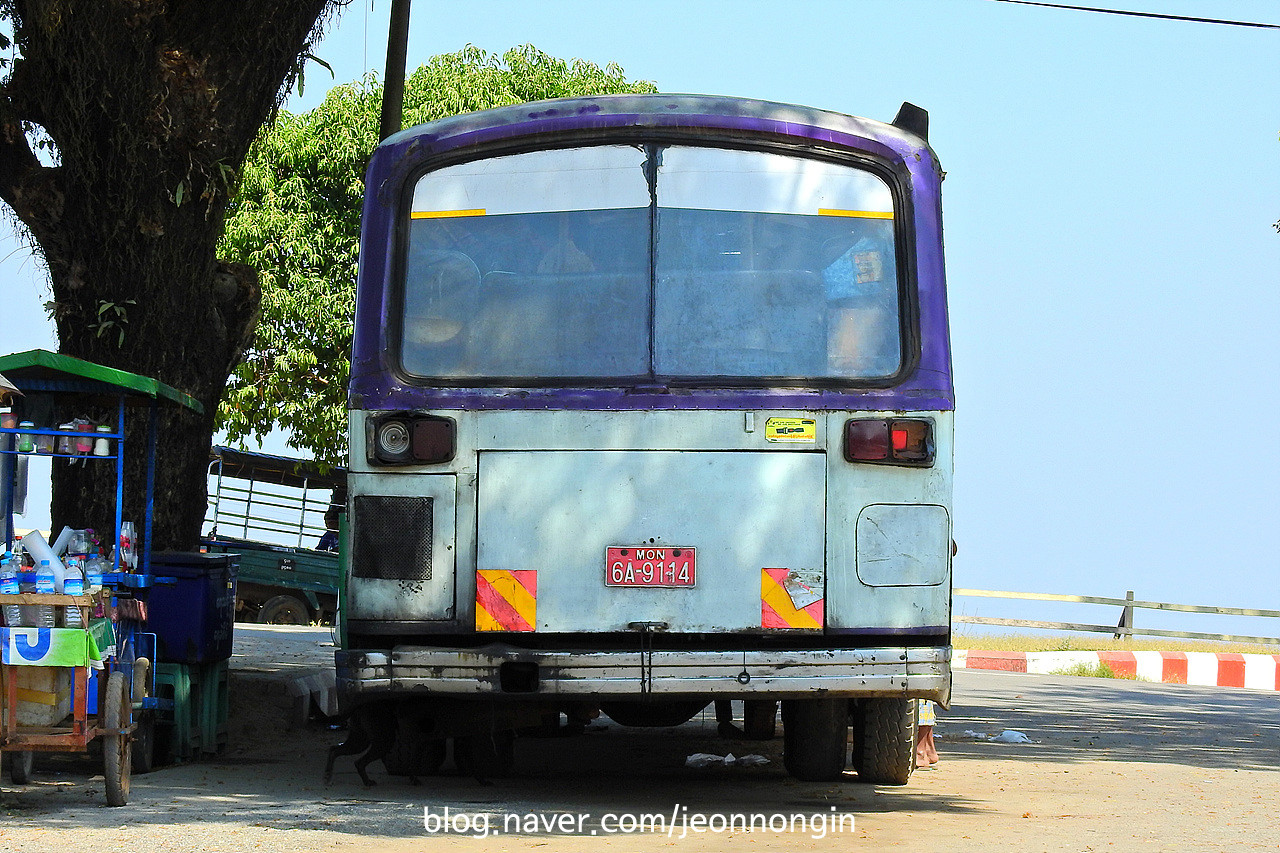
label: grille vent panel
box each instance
[353,495,433,580]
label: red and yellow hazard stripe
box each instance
[475,569,537,632]
[761,568,823,630]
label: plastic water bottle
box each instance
[63,564,84,628]
[85,554,105,594]
[35,559,57,628]
[64,529,89,625]
[1,554,23,627]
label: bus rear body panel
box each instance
[341,408,952,702]
[338,95,954,781]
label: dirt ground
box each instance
[3,628,1279,852]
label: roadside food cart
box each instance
[0,349,203,805]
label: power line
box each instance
[992,0,1280,29]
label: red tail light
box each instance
[844,418,934,467]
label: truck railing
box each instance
[205,446,345,550]
[204,479,327,548]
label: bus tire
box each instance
[743,699,778,740]
[781,698,848,782]
[851,698,916,785]
[257,595,311,625]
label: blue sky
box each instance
[4,0,1278,640]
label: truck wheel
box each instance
[743,699,778,740]
[781,698,848,782]
[850,698,916,785]
[257,595,311,625]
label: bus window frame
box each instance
[385,130,922,392]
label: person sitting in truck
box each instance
[317,505,340,552]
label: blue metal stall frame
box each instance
[0,349,203,576]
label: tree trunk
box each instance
[0,1,336,549]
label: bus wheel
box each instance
[781,698,848,782]
[743,699,778,740]
[850,698,916,785]
[257,595,311,625]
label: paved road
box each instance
[3,631,1278,852]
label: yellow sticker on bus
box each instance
[818,208,894,220]
[764,417,816,443]
[411,208,487,219]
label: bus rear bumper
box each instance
[335,644,951,705]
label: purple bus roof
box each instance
[351,94,953,412]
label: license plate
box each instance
[605,547,696,588]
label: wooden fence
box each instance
[953,588,1280,646]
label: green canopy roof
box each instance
[0,349,203,413]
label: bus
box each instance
[336,94,953,784]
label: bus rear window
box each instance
[400,145,903,382]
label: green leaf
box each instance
[306,52,335,78]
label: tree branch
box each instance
[0,88,59,242]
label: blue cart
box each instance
[0,350,203,805]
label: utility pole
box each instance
[379,0,411,143]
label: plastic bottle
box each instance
[66,530,88,569]
[85,554,105,594]
[1,553,23,627]
[119,521,137,571]
[34,429,54,454]
[35,559,57,628]
[17,421,35,453]
[57,423,75,454]
[63,530,89,628]
[13,546,36,626]
[62,564,84,628]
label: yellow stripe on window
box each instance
[411,208,487,219]
[818,208,894,220]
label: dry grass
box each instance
[1048,660,1129,680]
[953,631,1279,656]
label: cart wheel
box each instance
[103,670,132,806]
[257,594,311,625]
[8,750,35,784]
[132,711,156,774]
